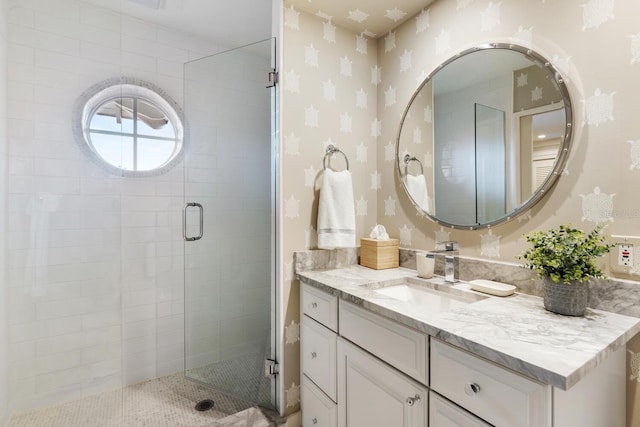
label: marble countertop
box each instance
[296,265,640,390]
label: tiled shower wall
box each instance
[4,0,221,412]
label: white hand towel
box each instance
[404,174,432,214]
[317,168,356,249]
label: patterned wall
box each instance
[281,6,379,413]
[282,0,640,421]
[513,63,563,111]
[377,0,639,264]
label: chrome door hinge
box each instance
[264,358,279,377]
[266,69,278,88]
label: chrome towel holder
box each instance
[323,144,349,171]
[404,154,424,176]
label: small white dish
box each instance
[469,279,516,297]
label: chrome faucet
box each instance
[444,253,458,283]
[430,241,458,283]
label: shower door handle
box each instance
[183,202,204,241]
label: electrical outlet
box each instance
[618,244,633,267]
[610,235,640,275]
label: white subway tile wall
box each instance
[4,0,224,413]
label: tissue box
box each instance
[360,238,399,270]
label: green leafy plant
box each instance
[517,224,614,284]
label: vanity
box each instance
[297,265,640,427]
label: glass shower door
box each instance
[183,38,276,409]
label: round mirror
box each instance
[74,77,185,177]
[396,44,573,229]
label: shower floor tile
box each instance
[186,353,272,409]
[6,372,275,427]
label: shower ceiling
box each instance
[285,0,436,38]
[81,0,272,48]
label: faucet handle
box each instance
[436,240,458,251]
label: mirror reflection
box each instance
[397,44,571,228]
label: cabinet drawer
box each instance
[303,375,337,427]
[301,315,337,401]
[339,301,428,385]
[430,392,492,427]
[301,283,338,331]
[431,339,550,427]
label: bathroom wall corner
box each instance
[0,0,8,423]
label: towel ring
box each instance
[323,144,350,171]
[404,154,424,176]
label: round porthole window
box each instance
[74,77,186,176]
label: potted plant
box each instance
[517,224,614,316]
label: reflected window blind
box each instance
[533,159,555,189]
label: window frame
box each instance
[74,77,187,177]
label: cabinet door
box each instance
[337,337,427,427]
[430,392,492,427]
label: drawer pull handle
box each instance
[311,302,318,309]
[406,394,421,406]
[312,418,318,424]
[464,382,481,396]
[311,352,317,359]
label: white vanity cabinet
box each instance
[337,300,430,427]
[430,339,550,427]
[339,300,428,385]
[301,283,338,332]
[429,392,492,427]
[337,337,428,427]
[301,315,337,401]
[302,376,337,427]
[300,284,338,427]
[300,282,627,427]
[430,336,626,427]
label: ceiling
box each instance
[80,0,436,49]
[433,50,533,95]
[285,0,436,38]
[81,0,273,48]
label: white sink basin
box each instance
[374,282,483,312]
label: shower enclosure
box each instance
[0,29,276,427]
[182,38,278,410]
[2,0,278,418]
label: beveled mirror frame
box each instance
[396,43,574,230]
